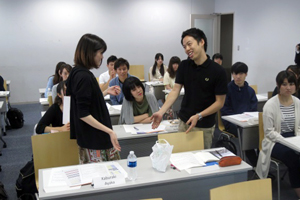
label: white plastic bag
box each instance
[150,139,173,172]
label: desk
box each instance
[256,93,268,112]
[0,101,6,155]
[113,125,159,158]
[39,98,49,111]
[39,88,46,98]
[38,153,251,200]
[221,115,258,160]
[108,105,121,125]
[0,91,10,135]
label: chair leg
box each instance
[275,162,281,200]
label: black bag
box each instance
[0,181,8,200]
[15,160,38,198]
[214,133,237,155]
[7,107,24,129]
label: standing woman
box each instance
[66,34,121,164]
[256,70,300,198]
[149,53,167,82]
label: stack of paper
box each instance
[123,123,166,134]
[227,112,258,122]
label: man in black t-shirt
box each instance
[295,43,300,67]
[151,28,227,149]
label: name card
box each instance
[92,174,125,188]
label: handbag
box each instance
[150,139,173,172]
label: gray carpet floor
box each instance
[0,103,298,200]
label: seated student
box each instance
[45,61,65,97]
[52,64,72,102]
[163,56,181,91]
[212,53,223,65]
[272,65,300,98]
[36,81,70,134]
[0,75,5,91]
[119,77,159,124]
[149,53,167,82]
[99,55,117,92]
[256,70,300,198]
[109,58,133,105]
[295,43,300,66]
[220,62,258,166]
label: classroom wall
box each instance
[0,0,215,103]
[215,0,300,93]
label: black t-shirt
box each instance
[36,103,63,134]
[175,58,227,128]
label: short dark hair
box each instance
[167,56,181,79]
[231,62,248,74]
[107,55,117,65]
[74,34,107,69]
[54,81,66,106]
[212,53,223,60]
[276,70,297,90]
[123,77,145,101]
[181,28,207,52]
[114,58,130,70]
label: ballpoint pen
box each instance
[133,127,139,131]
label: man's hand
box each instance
[151,112,163,129]
[109,69,116,79]
[185,114,199,133]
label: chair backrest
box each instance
[157,131,204,153]
[267,91,273,99]
[31,131,79,188]
[48,95,53,107]
[250,85,258,94]
[129,65,145,81]
[153,85,165,101]
[258,112,264,151]
[217,110,226,131]
[96,77,99,84]
[210,178,272,200]
[3,80,7,91]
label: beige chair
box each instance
[96,77,99,84]
[31,131,79,188]
[47,95,53,107]
[258,112,285,200]
[129,65,145,81]
[267,91,273,99]
[249,85,257,94]
[217,110,236,138]
[210,178,272,200]
[158,131,204,153]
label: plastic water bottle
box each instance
[127,151,137,181]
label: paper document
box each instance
[63,96,70,124]
[283,136,300,152]
[123,123,166,134]
[170,152,206,171]
[227,112,258,122]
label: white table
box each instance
[221,114,259,160]
[39,88,46,98]
[38,152,252,200]
[256,93,268,112]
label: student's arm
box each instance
[185,94,226,133]
[220,92,234,116]
[134,113,149,123]
[80,115,121,151]
[250,89,258,111]
[151,83,182,128]
[44,123,70,133]
[44,76,53,98]
[100,82,110,92]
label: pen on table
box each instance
[216,150,223,158]
[133,126,139,131]
[170,164,180,172]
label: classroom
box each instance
[0,0,300,199]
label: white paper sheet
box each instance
[123,124,166,134]
[63,96,70,124]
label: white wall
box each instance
[0,0,215,103]
[215,0,300,93]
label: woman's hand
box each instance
[109,132,121,151]
[106,86,121,96]
[60,122,70,132]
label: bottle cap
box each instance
[130,151,134,154]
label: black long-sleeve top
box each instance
[66,65,113,150]
[295,52,300,66]
[36,103,63,134]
